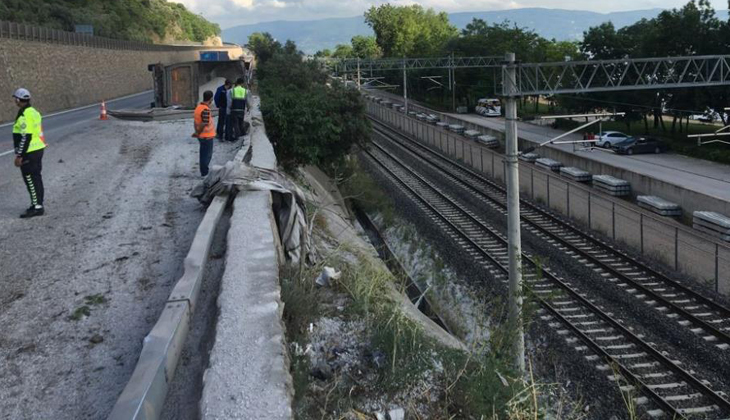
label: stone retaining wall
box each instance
[0,38,243,121]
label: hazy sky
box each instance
[171,0,730,28]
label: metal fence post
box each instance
[588,192,592,229]
[612,202,616,240]
[716,244,720,292]
[531,168,535,199]
[675,227,679,271]
[640,213,644,255]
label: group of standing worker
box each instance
[7,78,247,218]
[193,78,248,177]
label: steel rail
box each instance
[364,142,730,417]
[368,117,730,348]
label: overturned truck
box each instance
[149,52,254,109]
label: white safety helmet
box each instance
[12,88,31,100]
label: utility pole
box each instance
[504,52,525,373]
[451,52,456,112]
[357,58,361,91]
[403,57,408,114]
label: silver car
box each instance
[595,131,631,148]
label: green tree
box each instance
[0,0,219,43]
[313,49,332,58]
[257,41,370,170]
[351,35,382,59]
[247,32,282,63]
[364,4,457,57]
[331,44,354,58]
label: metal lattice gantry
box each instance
[336,55,502,73]
[506,54,730,96]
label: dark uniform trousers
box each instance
[21,149,44,206]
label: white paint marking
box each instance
[0,90,152,128]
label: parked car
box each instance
[689,108,727,123]
[475,98,502,117]
[613,137,669,155]
[595,131,632,148]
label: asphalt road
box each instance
[0,109,240,418]
[0,91,153,157]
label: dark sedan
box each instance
[613,137,670,155]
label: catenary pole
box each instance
[403,57,408,114]
[451,52,456,112]
[504,52,525,373]
[357,58,361,91]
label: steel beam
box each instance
[506,55,730,95]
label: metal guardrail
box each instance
[0,20,216,51]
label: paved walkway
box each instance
[453,113,730,203]
[368,88,730,204]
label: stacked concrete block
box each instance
[637,196,682,217]
[518,152,539,163]
[593,175,631,197]
[477,135,499,148]
[560,167,592,182]
[464,129,481,139]
[448,124,465,134]
[536,157,563,172]
[693,211,730,241]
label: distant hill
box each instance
[223,8,730,54]
[0,0,220,43]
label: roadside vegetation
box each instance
[249,34,371,171]
[0,0,220,43]
[270,149,593,418]
[282,169,559,418]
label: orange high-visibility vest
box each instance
[194,102,216,139]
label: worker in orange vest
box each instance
[193,90,216,177]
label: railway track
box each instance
[363,125,730,419]
[369,118,730,351]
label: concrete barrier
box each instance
[108,194,230,420]
[108,98,262,420]
[200,95,294,419]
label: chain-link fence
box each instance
[0,20,207,51]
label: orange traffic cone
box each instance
[100,100,108,120]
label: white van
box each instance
[476,98,501,117]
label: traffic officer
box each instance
[193,90,216,177]
[12,88,46,218]
[225,78,247,141]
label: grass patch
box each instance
[337,156,396,226]
[84,294,107,306]
[69,306,91,321]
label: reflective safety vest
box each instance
[13,106,45,155]
[194,102,216,139]
[231,86,246,112]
